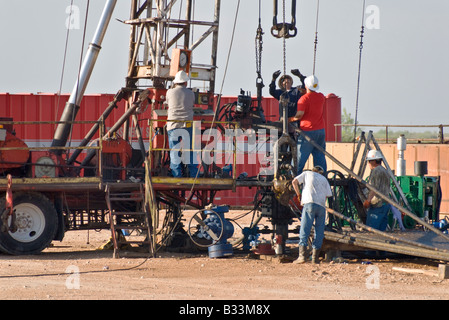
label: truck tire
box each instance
[0,192,58,255]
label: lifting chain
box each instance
[255,1,264,85]
[255,0,266,122]
[282,0,288,75]
[282,0,286,75]
[271,0,297,76]
[312,0,320,75]
[283,37,287,76]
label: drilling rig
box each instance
[1,1,447,261]
[0,0,297,256]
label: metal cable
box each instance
[56,0,75,130]
[353,0,366,149]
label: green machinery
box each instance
[325,170,442,231]
[393,175,442,229]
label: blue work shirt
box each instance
[269,81,304,119]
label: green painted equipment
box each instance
[393,175,441,229]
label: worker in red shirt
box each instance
[289,75,327,175]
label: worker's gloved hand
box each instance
[291,69,302,77]
[272,70,281,81]
[292,69,307,86]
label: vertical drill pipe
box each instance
[51,0,117,153]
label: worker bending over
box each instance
[292,165,332,264]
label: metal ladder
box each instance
[351,131,412,212]
[105,184,153,258]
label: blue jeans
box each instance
[167,127,198,178]
[366,204,390,231]
[299,203,326,250]
[297,128,327,175]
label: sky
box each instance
[1,0,449,129]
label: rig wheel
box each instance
[0,192,58,255]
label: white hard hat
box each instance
[173,70,190,84]
[304,75,319,91]
[366,150,383,161]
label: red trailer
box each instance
[0,92,341,208]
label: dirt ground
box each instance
[0,226,448,302]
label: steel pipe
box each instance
[52,0,117,153]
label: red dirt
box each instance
[0,227,448,302]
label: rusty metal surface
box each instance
[324,229,449,262]
[0,177,103,192]
[151,176,235,190]
[0,176,238,193]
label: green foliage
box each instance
[341,108,362,142]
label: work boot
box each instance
[312,248,321,264]
[293,245,308,264]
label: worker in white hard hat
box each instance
[292,165,332,264]
[289,75,327,175]
[165,70,198,178]
[363,149,391,231]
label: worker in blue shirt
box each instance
[269,69,306,124]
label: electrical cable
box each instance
[55,0,75,130]
[0,257,149,279]
[67,0,90,157]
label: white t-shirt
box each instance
[294,171,332,208]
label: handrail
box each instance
[148,118,259,180]
[335,123,448,144]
